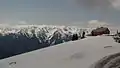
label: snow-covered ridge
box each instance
[0,25,84,35]
[0,36,120,68]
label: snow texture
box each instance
[0,36,120,68]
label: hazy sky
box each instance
[0,0,120,26]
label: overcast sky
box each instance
[0,0,120,27]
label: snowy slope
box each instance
[0,36,120,68]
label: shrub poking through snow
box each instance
[72,34,78,41]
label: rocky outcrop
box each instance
[91,27,110,36]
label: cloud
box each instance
[75,0,120,10]
[110,0,120,10]
[18,21,27,25]
[87,20,109,28]
[0,23,12,28]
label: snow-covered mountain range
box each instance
[0,25,86,44]
[0,25,86,59]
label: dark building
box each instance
[91,27,110,36]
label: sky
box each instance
[0,0,120,27]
